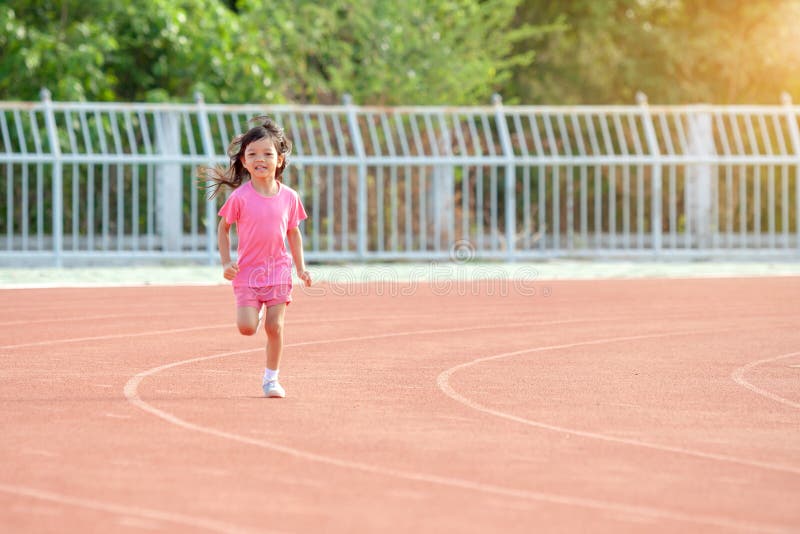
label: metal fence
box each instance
[1,91,799,266]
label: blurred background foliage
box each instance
[2,0,799,105]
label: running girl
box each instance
[204,116,311,398]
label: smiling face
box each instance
[240,136,285,181]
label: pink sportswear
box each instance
[218,181,307,288]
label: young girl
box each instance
[205,116,312,398]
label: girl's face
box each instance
[241,137,284,180]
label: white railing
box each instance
[1,91,799,266]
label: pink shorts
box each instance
[233,284,292,309]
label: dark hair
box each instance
[202,115,292,199]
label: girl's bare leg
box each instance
[264,303,287,370]
[236,306,260,336]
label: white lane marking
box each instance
[0,316,412,350]
[7,310,787,351]
[0,325,228,350]
[0,313,179,327]
[0,314,526,350]
[103,413,132,419]
[124,325,792,533]
[124,320,600,389]
[436,331,800,476]
[0,484,259,534]
[0,310,545,350]
[732,352,800,410]
[0,312,440,329]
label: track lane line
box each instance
[124,324,794,533]
[0,483,266,534]
[732,351,800,410]
[436,331,800,476]
[0,314,633,350]
[7,310,795,351]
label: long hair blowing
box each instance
[202,116,293,199]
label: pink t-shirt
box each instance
[218,181,308,287]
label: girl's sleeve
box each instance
[218,194,240,224]
[288,192,308,230]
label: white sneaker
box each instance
[262,379,285,398]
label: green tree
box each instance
[4,0,800,105]
[106,0,278,102]
[0,0,279,102]
[660,0,800,104]
[0,1,118,100]
[509,0,675,105]
[508,0,800,105]
[238,0,540,105]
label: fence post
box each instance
[637,93,663,255]
[155,109,183,253]
[493,94,516,261]
[687,106,714,249]
[195,92,218,265]
[432,114,455,255]
[783,92,800,251]
[41,89,63,267]
[344,94,368,258]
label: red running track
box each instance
[0,277,799,533]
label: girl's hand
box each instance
[297,269,312,287]
[223,262,239,280]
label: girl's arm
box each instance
[218,218,239,280]
[287,227,312,286]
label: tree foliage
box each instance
[1,0,535,105]
[239,0,538,105]
[510,0,800,105]
[659,0,800,104]
[2,0,799,105]
[0,0,117,100]
[0,0,277,102]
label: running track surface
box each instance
[1,277,799,533]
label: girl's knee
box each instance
[235,306,260,336]
[264,320,283,338]
[237,322,259,336]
